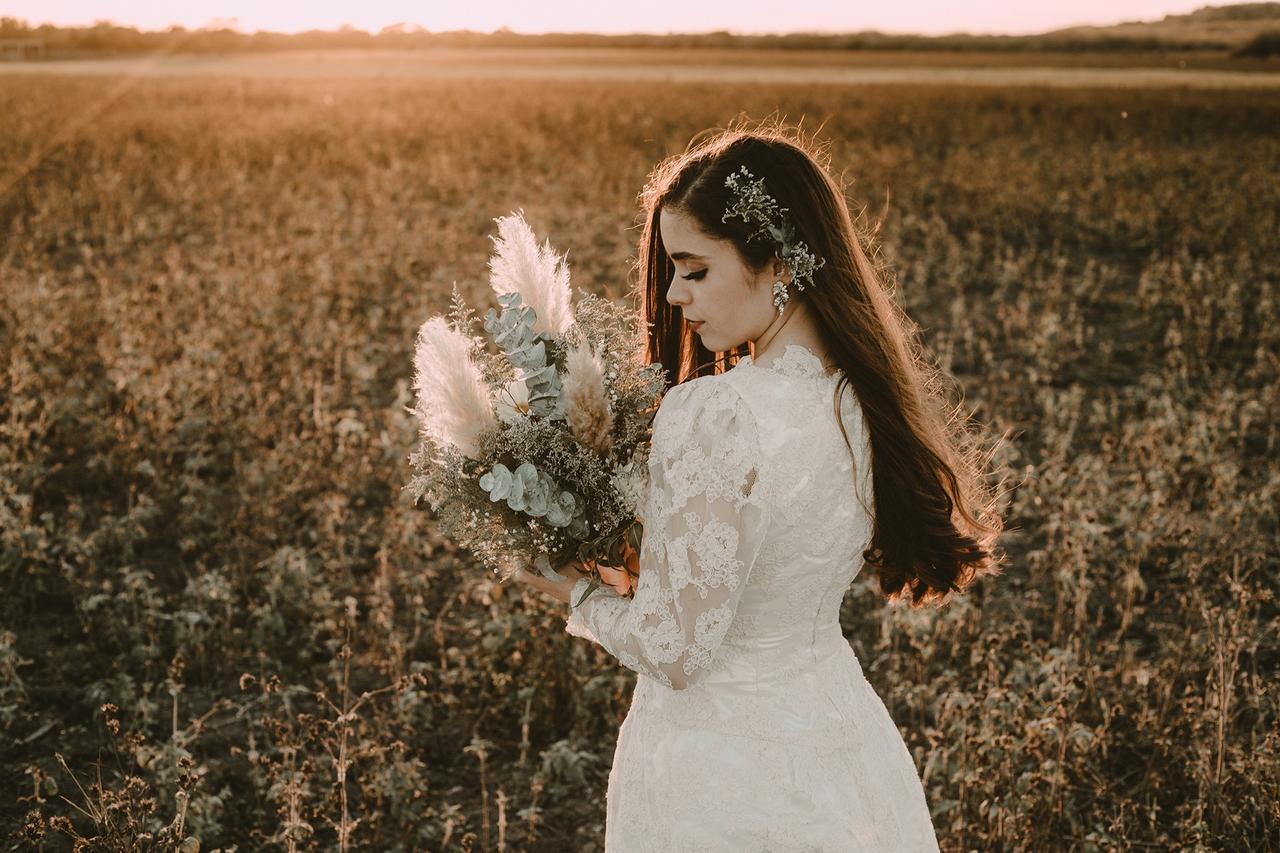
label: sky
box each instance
[5,1,1223,37]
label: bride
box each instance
[514,123,1005,852]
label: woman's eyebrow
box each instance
[669,251,707,261]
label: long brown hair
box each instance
[630,119,1008,607]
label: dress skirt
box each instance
[599,626,941,853]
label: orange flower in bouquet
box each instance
[590,538,641,597]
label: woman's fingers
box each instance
[513,567,570,603]
[514,567,550,590]
[513,558,628,598]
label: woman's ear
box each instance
[772,257,792,283]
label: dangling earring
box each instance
[771,279,790,316]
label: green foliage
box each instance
[0,74,1276,852]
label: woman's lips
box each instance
[689,321,704,331]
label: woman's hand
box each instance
[511,541,641,604]
[511,560,592,605]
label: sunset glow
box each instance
[8,0,1223,36]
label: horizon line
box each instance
[0,18,1189,40]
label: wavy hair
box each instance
[629,118,1009,607]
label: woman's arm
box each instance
[563,380,770,691]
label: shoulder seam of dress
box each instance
[659,371,751,423]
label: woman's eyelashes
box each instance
[680,269,707,281]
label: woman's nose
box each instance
[666,277,688,307]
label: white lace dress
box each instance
[564,343,941,853]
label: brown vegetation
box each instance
[0,74,1277,850]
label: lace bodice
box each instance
[565,343,874,691]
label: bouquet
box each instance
[405,211,665,606]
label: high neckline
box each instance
[737,343,841,382]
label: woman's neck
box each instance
[749,303,831,371]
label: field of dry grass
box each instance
[1,68,1277,851]
[2,47,1279,83]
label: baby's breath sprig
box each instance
[721,165,826,315]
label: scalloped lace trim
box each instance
[739,343,840,381]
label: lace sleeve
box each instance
[563,379,770,691]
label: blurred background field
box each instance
[3,48,1280,86]
[6,2,1280,58]
[1,51,1277,853]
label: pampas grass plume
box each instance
[488,210,574,339]
[413,316,496,459]
[563,342,614,459]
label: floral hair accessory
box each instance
[721,165,826,316]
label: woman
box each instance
[514,122,1006,851]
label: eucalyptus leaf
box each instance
[483,291,565,419]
